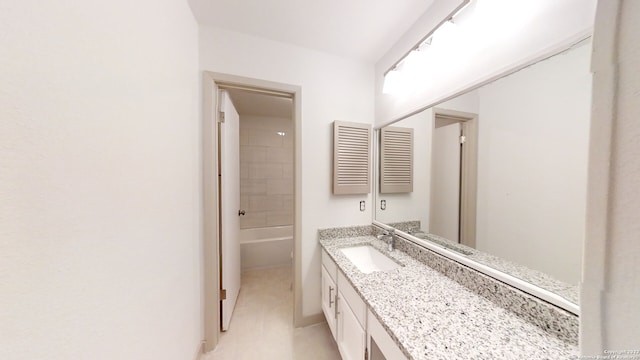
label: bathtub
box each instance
[239,225,293,270]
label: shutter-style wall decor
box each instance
[380,126,413,193]
[333,121,371,195]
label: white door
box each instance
[430,120,461,242]
[220,90,241,331]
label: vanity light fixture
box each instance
[381,69,403,95]
[382,0,545,95]
[277,131,286,136]
[382,0,475,95]
[382,20,459,95]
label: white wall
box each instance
[375,0,597,127]
[0,1,202,359]
[475,42,591,285]
[199,26,375,318]
[375,91,479,231]
[581,0,640,353]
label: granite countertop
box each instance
[388,221,578,304]
[320,235,579,360]
[413,231,579,304]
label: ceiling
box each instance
[187,0,435,62]
[226,89,293,118]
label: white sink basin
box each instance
[340,245,401,274]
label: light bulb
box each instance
[382,70,402,95]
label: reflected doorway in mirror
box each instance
[430,109,478,249]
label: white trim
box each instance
[580,0,619,352]
[202,72,219,352]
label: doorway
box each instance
[202,72,302,352]
[220,87,294,331]
[429,108,478,248]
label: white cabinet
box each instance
[336,271,366,360]
[322,249,405,360]
[321,265,337,338]
[322,250,338,338]
[367,309,408,360]
[337,291,366,360]
[322,249,367,360]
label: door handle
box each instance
[238,210,246,216]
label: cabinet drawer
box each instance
[337,271,366,328]
[322,249,337,282]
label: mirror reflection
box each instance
[375,40,592,305]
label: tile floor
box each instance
[205,266,341,360]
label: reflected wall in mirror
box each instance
[375,40,592,306]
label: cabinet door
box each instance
[367,309,407,360]
[337,290,366,360]
[321,266,337,339]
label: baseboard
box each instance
[295,312,325,328]
[194,340,205,360]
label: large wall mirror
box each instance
[374,39,592,314]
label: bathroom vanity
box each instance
[321,4,591,358]
[322,243,407,360]
[319,226,578,360]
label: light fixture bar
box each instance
[383,0,471,77]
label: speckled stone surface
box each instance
[411,231,579,305]
[386,221,421,233]
[320,235,579,360]
[394,236,579,345]
[318,225,374,240]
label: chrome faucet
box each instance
[377,229,396,251]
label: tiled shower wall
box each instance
[240,115,293,229]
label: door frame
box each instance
[430,108,478,248]
[202,71,302,352]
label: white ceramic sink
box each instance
[340,245,401,274]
